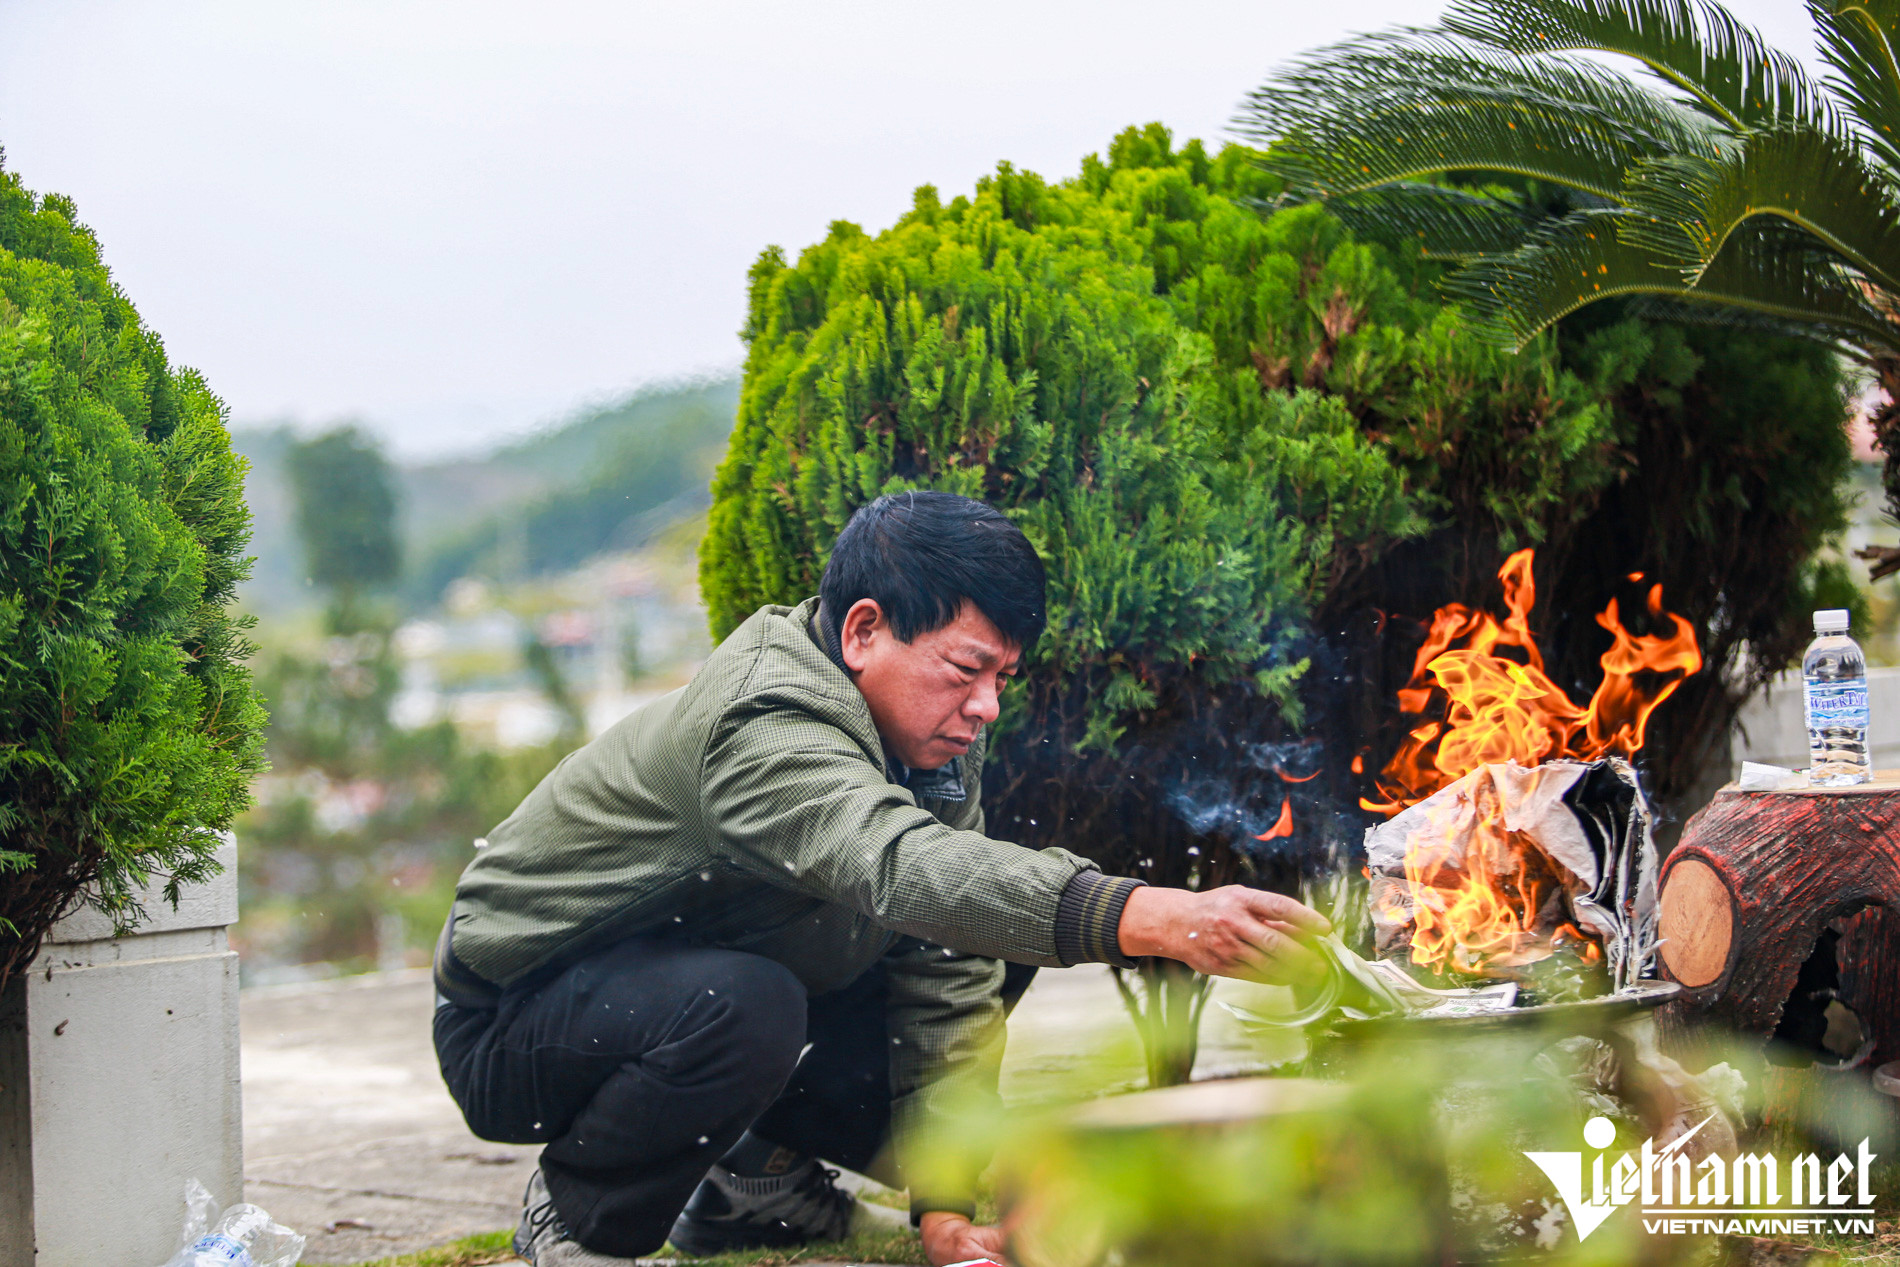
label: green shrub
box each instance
[0,156,265,986]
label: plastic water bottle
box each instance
[161,1179,305,1267]
[1803,609,1871,787]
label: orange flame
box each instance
[1255,799,1294,841]
[1364,550,1700,977]
[1362,549,1701,816]
[1402,803,1544,973]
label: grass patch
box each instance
[659,1224,928,1266]
[338,1230,516,1266]
[337,1225,928,1267]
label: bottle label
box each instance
[188,1235,254,1267]
[1805,682,1870,729]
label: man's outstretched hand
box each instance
[1118,885,1330,984]
[919,1211,1007,1267]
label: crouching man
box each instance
[433,491,1330,1267]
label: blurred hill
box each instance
[233,376,738,618]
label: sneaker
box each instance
[667,1156,858,1255]
[514,1167,642,1266]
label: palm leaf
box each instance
[1245,0,1900,366]
[1444,0,1825,129]
[1445,208,1699,343]
[1446,208,1900,352]
[1321,183,1552,261]
[1623,292,1881,344]
[1664,217,1900,353]
[1813,0,1900,173]
[1622,125,1900,294]
[1246,28,1721,203]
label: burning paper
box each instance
[1365,759,1659,993]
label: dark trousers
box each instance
[434,936,1033,1257]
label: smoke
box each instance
[1155,635,1372,880]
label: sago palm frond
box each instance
[1649,219,1900,353]
[1451,210,1900,351]
[1442,209,1701,341]
[1323,183,1558,262]
[1443,0,1825,128]
[1813,0,1900,172]
[1246,0,1900,573]
[1244,27,1720,204]
[1247,0,1893,358]
[1622,126,1900,294]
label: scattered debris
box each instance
[161,1179,304,1266]
[1737,762,1805,792]
[445,1150,520,1165]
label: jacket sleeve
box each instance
[699,700,1093,966]
[882,936,1006,1221]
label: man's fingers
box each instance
[1235,921,1325,984]
[1267,934,1326,984]
[1220,942,1275,981]
[1192,917,1325,984]
[1240,888,1332,935]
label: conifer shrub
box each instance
[0,157,265,987]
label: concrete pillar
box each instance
[0,838,242,1267]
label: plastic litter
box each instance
[159,1179,306,1267]
[1738,760,1805,792]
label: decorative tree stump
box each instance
[1656,774,1900,1066]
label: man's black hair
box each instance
[820,491,1046,654]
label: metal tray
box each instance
[1329,977,1681,1042]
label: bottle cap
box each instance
[1815,609,1850,633]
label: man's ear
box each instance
[838,598,884,673]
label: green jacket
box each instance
[437,597,1138,1214]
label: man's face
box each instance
[838,598,1021,771]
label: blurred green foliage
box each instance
[287,426,402,630]
[961,1020,1895,1266]
[0,153,266,987]
[238,628,566,972]
[244,425,574,970]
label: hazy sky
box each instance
[0,1,1825,459]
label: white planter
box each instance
[0,838,242,1267]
